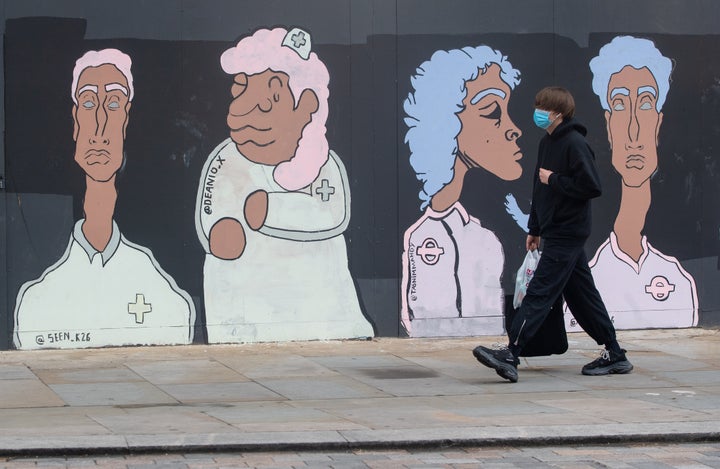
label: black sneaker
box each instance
[472,345,520,383]
[582,349,633,376]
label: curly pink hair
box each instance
[221,28,330,191]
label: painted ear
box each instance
[297,89,319,116]
[72,105,79,142]
[656,111,663,147]
[604,110,612,149]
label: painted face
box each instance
[226,70,318,166]
[72,64,131,182]
[605,65,663,188]
[456,63,523,181]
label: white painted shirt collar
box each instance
[72,219,121,266]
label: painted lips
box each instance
[84,150,111,165]
[626,154,645,169]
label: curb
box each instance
[1,425,718,456]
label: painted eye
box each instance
[612,102,625,111]
[108,101,120,110]
[82,100,95,109]
[639,102,653,110]
[479,101,502,121]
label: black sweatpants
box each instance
[508,238,617,355]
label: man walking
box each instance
[472,86,633,382]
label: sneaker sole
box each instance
[472,347,518,383]
[582,361,634,376]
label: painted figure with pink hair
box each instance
[14,49,195,349]
[195,27,373,343]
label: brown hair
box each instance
[534,86,575,119]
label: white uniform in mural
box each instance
[13,48,195,349]
[196,27,372,343]
[401,46,524,337]
[563,232,697,330]
[402,202,504,336]
[197,139,371,343]
[564,35,698,330]
[14,221,195,349]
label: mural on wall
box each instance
[565,35,699,331]
[3,8,720,350]
[400,45,525,337]
[13,49,197,349]
[195,27,374,343]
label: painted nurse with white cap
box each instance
[195,27,373,343]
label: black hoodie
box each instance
[527,117,602,242]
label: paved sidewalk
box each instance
[0,328,717,456]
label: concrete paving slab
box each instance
[343,370,489,397]
[88,407,238,434]
[158,381,285,403]
[585,386,720,413]
[258,376,390,400]
[220,354,340,379]
[127,359,248,384]
[49,382,177,407]
[0,408,114,436]
[0,378,66,408]
[536,397,712,424]
[206,403,368,432]
[655,369,720,386]
[544,369,679,390]
[0,365,36,380]
[310,355,416,369]
[34,367,143,384]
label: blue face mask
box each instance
[533,109,555,129]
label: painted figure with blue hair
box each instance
[564,35,698,332]
[400,45,524,337]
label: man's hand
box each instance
[526,235,540,251]
[539,168,553,185]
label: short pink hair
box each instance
[221,28,330,191]
[71,49,134,104]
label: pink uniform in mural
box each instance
[13,49,196,349]
[565,36,698,331]
[195,27,373,343]
[401,46,524,337]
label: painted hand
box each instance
[244,190,268,231]
[209,218,246,260]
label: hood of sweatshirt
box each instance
[550,117,587,140]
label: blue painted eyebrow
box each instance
[610,87,630,99]
[637,86,657,97]
[470,88,506,105]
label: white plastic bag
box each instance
[513,249,541,309]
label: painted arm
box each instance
[259,150,350,241]
[195,139,248,259]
